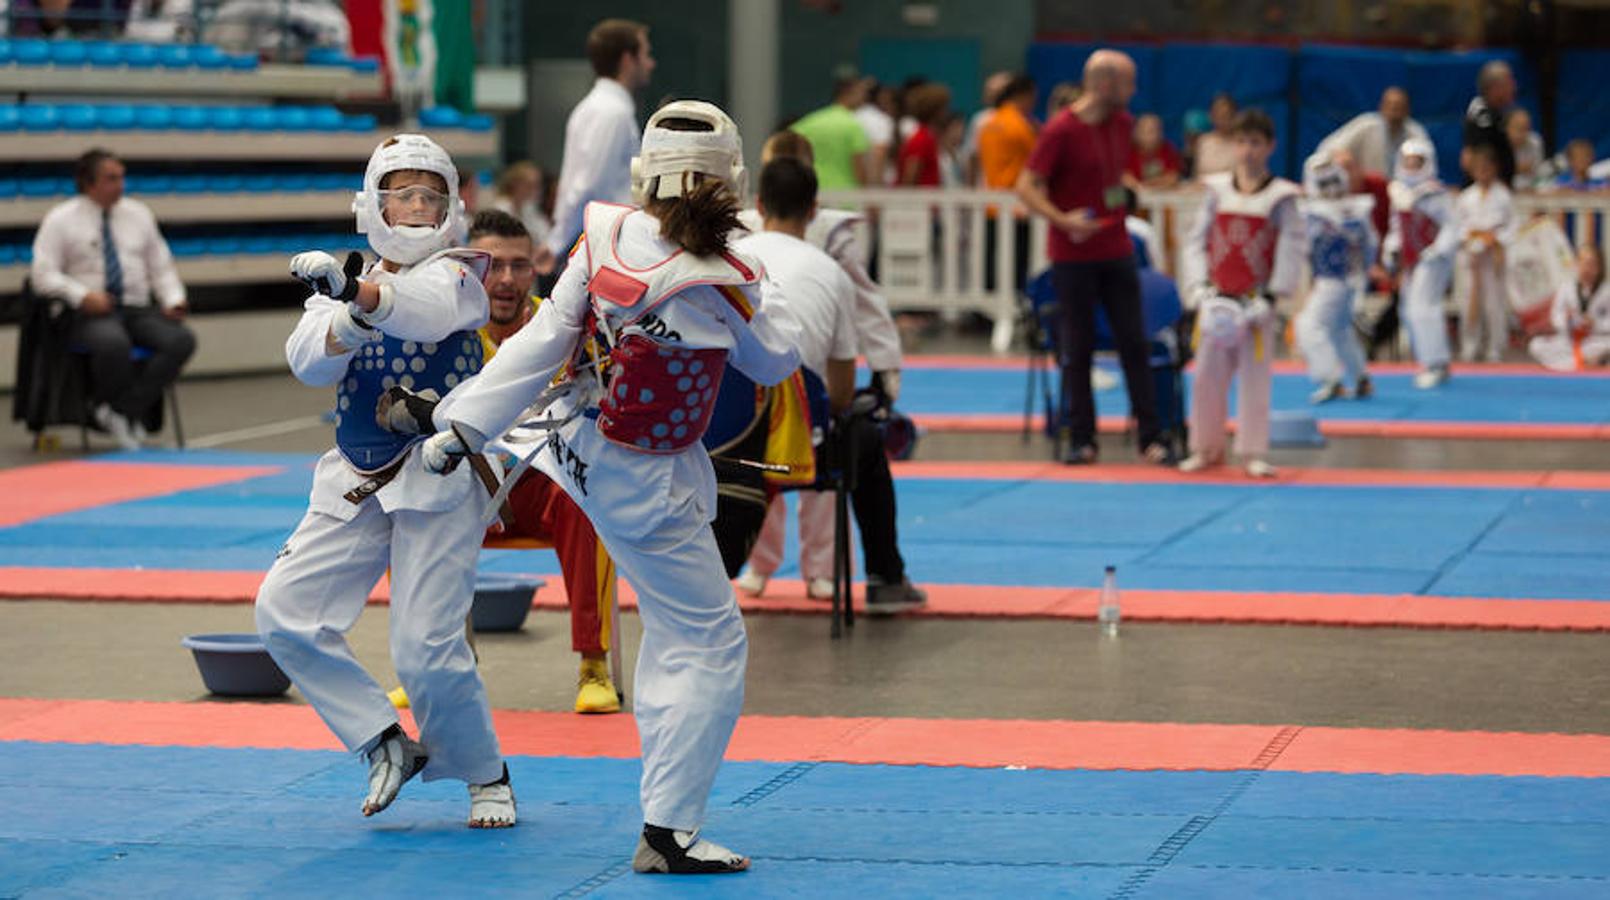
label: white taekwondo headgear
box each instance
[1304,152,1349,199]
[631,100,746,204]
[1395,137,1438,188]
[353,133,464,265]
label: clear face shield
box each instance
[377,184,451,229]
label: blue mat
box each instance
[6,455,1610,601]
[895,367,1610,426]
[2,742,1607,898]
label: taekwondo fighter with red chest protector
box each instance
[426,101,802,874]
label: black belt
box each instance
[343,454,410,504]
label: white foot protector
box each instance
[468,776,516,829]
[362,728,428,817]
[1178,452,1219,473]
[1245,459,1279,479]
[633,825,750,874]
[806,577,835,600]
[734,570,767,597]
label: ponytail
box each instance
[646,176,744,257]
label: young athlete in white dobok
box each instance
[1179,109,1304,479]
[1296,152,1378,404]
[1529,243,1610,371]
[254,134,515,828]
[423,101,802,874]
[1384,139,1461,389]
[1456,142,1517,363]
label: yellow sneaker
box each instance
[387,686,410,709]
[574,658,621,714]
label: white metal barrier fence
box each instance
[824,186,1610,353]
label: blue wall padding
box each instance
[1557,50,1610,154]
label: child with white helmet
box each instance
[254,133,515,828]
[1296,151,1379,403]
[424,101,802,873]
[1384,138,1461,388]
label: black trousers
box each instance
[1050,258,1160,448]
[72,306,196,421]
[984,217,1031,294]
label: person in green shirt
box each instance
[790,78,872,190]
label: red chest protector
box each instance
[1203,173,1300,297]
[580,202,761,454]
[1397,208,1441,269]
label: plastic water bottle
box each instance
[1098,565,1120,638]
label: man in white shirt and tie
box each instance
[31,149,194,450]
[537,17,655,277]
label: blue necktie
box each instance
[102,209,123,305]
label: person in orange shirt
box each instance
[978,74,1038,292]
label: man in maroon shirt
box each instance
[1016,49,1170,465]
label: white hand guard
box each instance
[1244,296,1274,326]
[421,429,468,474]
[327,303,380,351]
[290,251,351,300]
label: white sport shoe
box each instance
[1245,459,1279,479]
[93,404,141,452]
[806,577,835,600]
[1308,381,1347,405]
[468,766,516,829]
[734,570,767,597]
[1177,453,1218,473]
[1413,366,1449,390]
[633,825,749,874]
[361,727,428,817]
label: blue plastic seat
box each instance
[240,174,276,193]
[348,56,380,74]
[304,48,346,66]
[96,105,137,131]
[311,172,354,191]
[205,236,243,255]
[193,45,230,70]
[205,174,245,192]
[168,237,206,257]
[120,43,160,69]
[418,107,462,128]
[227,53,258,71]
[242,235,278,255]
[19,105,60,132]
[0,245,16,266]
[0,38,13,65]
[85,42,122,68]
[461,113,494,132]
[273,172,313,191]
[170,175,208,194]
[172,106,208,131]
[139,174,175,194]
[206,106,245,131]
[308,107,344,131]
[20,177,57,198]
[49,40,88,67]
[275,107,312,131]
[0,106,18,132]
[155,44,194,69]
[242,107,277,131]
[13,39,51,66]
[58,104,97,131]
[133,105,174,130]
[342,113,377,132]
[0,177,18,197]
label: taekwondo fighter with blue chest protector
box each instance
[254,134,516,829]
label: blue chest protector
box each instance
[1309,218,1368,281]
[336,330,483,471]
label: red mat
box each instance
[914,412,1610,441]
[890,461,1610,490]
[4,566,1608,631]
[902,353,1610,378]
[3,697,1607,777]
[0,460,283,528]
